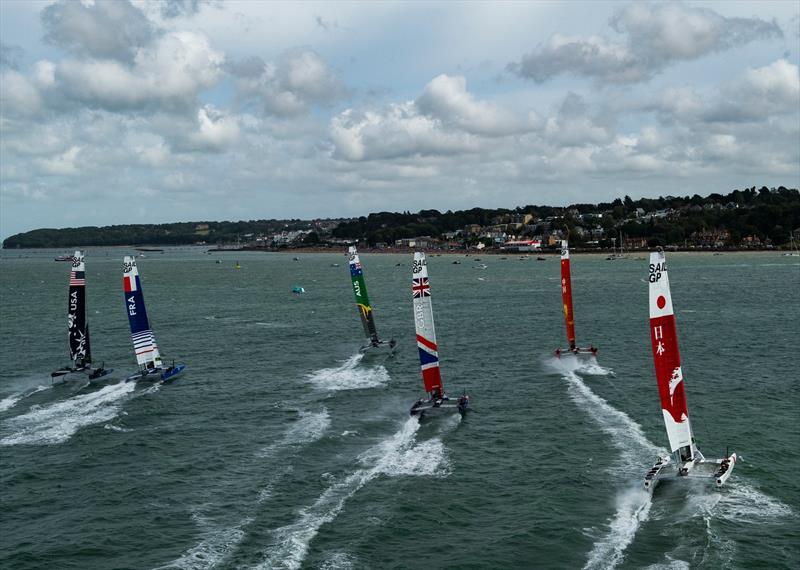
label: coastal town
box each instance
[210,186,798,253]
[3,186,798,252]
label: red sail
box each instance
[649,314,688,426]
[648,251,692,452]
[560,242,576,349]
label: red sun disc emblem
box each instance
[657,295,666,309]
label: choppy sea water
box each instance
[0,248,797,569]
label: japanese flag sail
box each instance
[648,250,692,452]
[560,240,576,349]
[412,252,443,394]
[123,256,162,369]
[348,246,379,343]
[67,251,90,366]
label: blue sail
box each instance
[123,256,161,369]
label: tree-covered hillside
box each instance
[3,186,798,249]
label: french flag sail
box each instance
[348,246,379,343]
[123,256,162,370]
[412,252,443,396]
[648,250,693,453]
[67,251,90,367]
[560,240,576,350]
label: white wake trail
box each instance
[152,511,253,570]
[714,479,794,523]
[646,478,794,570]
[583,487,653,570]
[259,409,331,458]
[156,409,332,570]
[306,353,390,391]
[0,381,135,446]
[556,358,793,569]
[554,359,663,570]
[256,417,450,570]
[0,385,50,412]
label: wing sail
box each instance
[123,256,162,369]
[67,251,90,367]
[560,240,576,349]
[348,246,379,343]
[648,250,693,452]
[412,252,443,394]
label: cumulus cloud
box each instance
[56,31,224,111]
[329,74,536,161]
[330,104,479,161]
[175,106,240,152]
[735,59,800,111]
[544,93,612,146]
[702,60,799,123]
[135,140,171,167]
[416,74,528,136]
[650,59,800,123]
[41,0,155,63]
[508,34,642,84]
[0,70,43,117]
[509,2,783,84]
[0,42,24,70]
[35,145,81,176]
[234,48,344,116]
[157,0,212,19]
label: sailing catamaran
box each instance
[643,249,736,490]
[783,231,799,257]
[606,231,630,261]
[347,246,396,355]
[52,251,112,381]
[554,240,597,358]
[408,252,469,418]
[123,256,186,382]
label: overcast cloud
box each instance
[1,0,798,238]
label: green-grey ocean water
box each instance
[0,248,797,570]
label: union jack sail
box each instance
[411,252,443,394]
[412,277,430,298]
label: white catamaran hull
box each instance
[126,364,186,383]
[644,453,737,490]
[359,339,397,356]
[52,366,113,382]
[409,397,469,419]
[553,348,598,359]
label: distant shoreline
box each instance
[1,245,791,255]
[206,246,787,256]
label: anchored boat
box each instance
[348,246,396,355]
[408,252,469,419]
[554,240,597,358]
[51,251,112,381]
[643,249,736,490]
[123,256,186,382]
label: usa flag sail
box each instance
[123,256,162,370]
[412,252,443,395]
[348,246,379,343]
[560,240,576,350]
[648,250,693,453]
[67,251,90,367]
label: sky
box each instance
[1,0,798,239]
